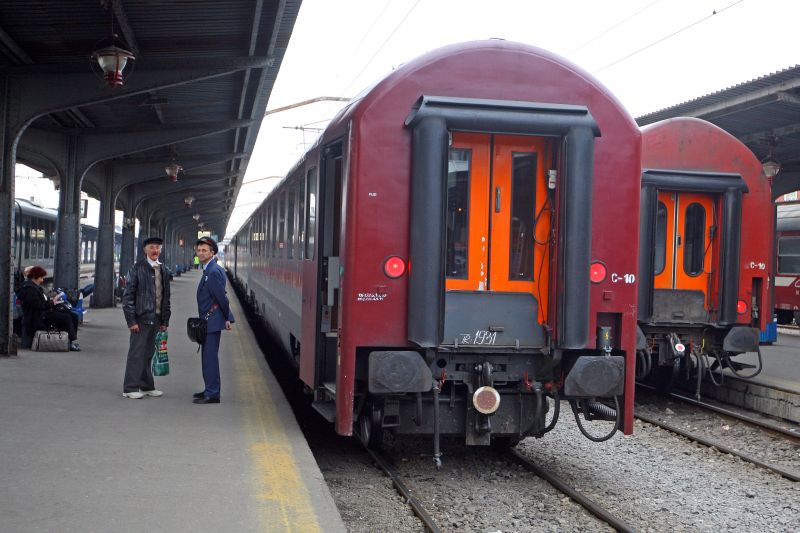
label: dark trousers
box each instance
[43,310,78,341]
[201,331,221,398]
[123,322,159,393]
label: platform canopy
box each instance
[0,0,301,237]
[637,65,800,200]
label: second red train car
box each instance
[637,117,771,391]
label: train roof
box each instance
[236,40,639,239]
[15,198,57,219]
[14,198,119,233]
[640,117,766,195]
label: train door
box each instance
[445,133,551,324]
[300,142,343,390]
[653,191,715,303]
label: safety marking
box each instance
[232,316,322,532]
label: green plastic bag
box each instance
[151,331,170,377]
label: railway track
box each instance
[638,384,800,440]
[365,443,639,533]
[636,385,800,482]
[503,449,639,533]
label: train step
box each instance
[312,401,336,423]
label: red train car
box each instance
[775,202,800,324]
[232,41,641,455]
[637,117,771,389]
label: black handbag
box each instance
[186,304,218,348]
[186,317,207,346]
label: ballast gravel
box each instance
[312,402,800,532]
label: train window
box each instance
[287,186,295,260]
[509,152,537,281]
[270,202,278,258]
[446,148,470,279]
[23,218,30,260]
[654,202,667,274]
[305,167,317,260]
[278,191,286,258]
[683,202,706,276]
[298,174,306,260]
[778,236,800,273]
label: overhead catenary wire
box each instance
[339,0,423,98]
[568,0,662,55]
[593,0,746,73]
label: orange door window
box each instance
[445,133,551,314]
[653,191,715,302]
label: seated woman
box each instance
[18,266,80,351]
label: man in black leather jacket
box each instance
[121,237,171,399]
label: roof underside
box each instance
[637,65,800,199]
[0,0,301,236]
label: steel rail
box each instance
[365,448,443,533]
[635,412,800,482]
[505,449,640,533]
[638,384,800,441]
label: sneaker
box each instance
[122,391,144,399]
[141,389,163,397]
[69,342,81,351]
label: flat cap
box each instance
[142,236,164,247]
[195,236,218,254]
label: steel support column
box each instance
[53,135,83,299]
[92,166,116,308]
[0,75,21,355]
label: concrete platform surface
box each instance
[0,269,345,533]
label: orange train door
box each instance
[445,132,551,315]
[653,191,715,302]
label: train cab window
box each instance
[654,201,667,274]
[287,186,295,260]
[305,167,317,260]
[446,148,470,279]
[509,152,537,280]
[683,202,706,276]
[778,236,800,273]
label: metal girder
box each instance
[0,24,32,65]
[739,121,800,144]
[107,0,140,58]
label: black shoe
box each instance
[193,397,220,404]
[69,342,81,351]
[193,391,205,399]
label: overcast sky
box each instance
[16,1,799,240]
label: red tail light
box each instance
[590,261,607,283]
[737,300,748,315]
[384,256,406,278]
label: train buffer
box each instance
[0,269,345,533]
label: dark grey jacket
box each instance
[122,259,171,327]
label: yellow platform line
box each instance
[232,325,322,533]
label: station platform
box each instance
[0,269,345,533]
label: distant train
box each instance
[636,118,771,390]
[775,202,800,324]
[13,198,121,285]
[230,40,642,458]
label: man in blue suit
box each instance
[193,236,234,404]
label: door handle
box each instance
[495,187,501,213]
[677,234,682,246]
